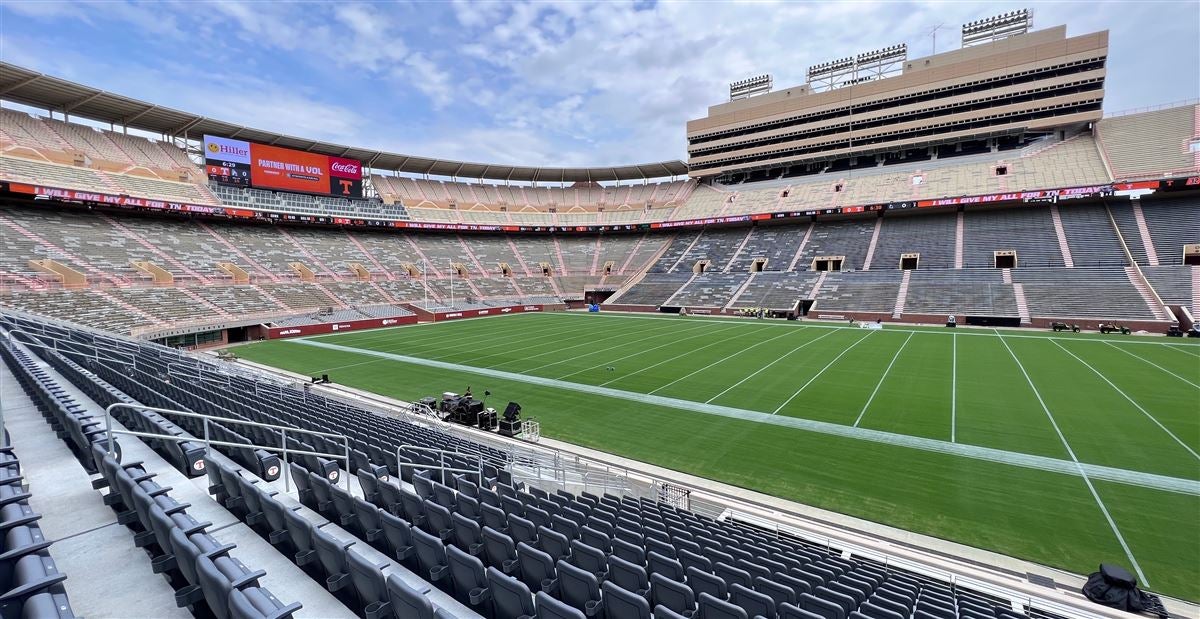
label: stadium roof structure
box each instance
[0,62,688,183]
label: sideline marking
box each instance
[289,338,1200,497]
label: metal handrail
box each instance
[397,444,483,485]
[104,403,352,493]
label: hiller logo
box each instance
[331,161,360,174]
[208,142,249,157]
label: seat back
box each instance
[647,551,685,582]
[730,582,776,619]
[385,573,436,619]
[412,525,449,582]
[649,572,695,615]
[446,544,488,608]
[379,511,414,563]
[195,555,234,619]
[488,566,536,619]
[451,511,482,552]
[484,526,518,568]
[347,549,388,608]
[569,540,608,577]
[535,590,586,619]
[686,566,727,600]
[601,580,651,619]
[555,560,600,615]
[537,526,571,561]
[698,591,749,619]
[516,541,556,592]
[509,515,538,546]
[607,555,649,597]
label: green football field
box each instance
[235,311,1200,600]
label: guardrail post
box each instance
[343,437,352,491]
[203,417,211,455]
[282,429,290,493]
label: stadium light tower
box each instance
[729,75,773,101]
[962,9,1032,47]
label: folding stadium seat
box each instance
[865,592,909,616]
[454,474,479,498]
[412,472,435,500]
[678,549,711,575]
[697,592,748,619]
[281,509,321,568]
[357,469,382,506]
[483,527,520,575]
[488,566,537,619]
[288,463,314,507]
[379,511,415,565]
[585,518,615,541]
[815,586,857,616]
[538,526,572,562]
[650,573,696,616]
[569,539,608,580]
[607,555,650,601]
[681,568,724,602]
[788,569,824,594]
[478,486,502,509]
[258,494,292,547]
[645,538,676,560]
[599,580,650,619]
[391,485,424,522]
[235,475,273,529]
[313,526,355,593]
[648,552,686,583]
[526,505,552,529]
[482,503,509,532]
[377,481,403,516]
[307,472,335,517]
[729,583,776,619]
[553,514,581,541]
[353,497,384,543]
[535,590,585,619]
[797,592,846,619]
[451,511,484,556]
[433,483,457,511]
[347,550,391,619]
[825,581,865,607]
[412,525,450,585]
[424,500,454,542]
[754,576,798,608]
[856,600,904,619]
[556,559,603,616]
[457,494,482,522]
[446,544,491,614]
[18,590,75,619]
[386,573,452,619]
[612,537,646,567]
[517,541,558,594]
[778,604,825,619]
[329,483,357,529]
[195,554,268,619]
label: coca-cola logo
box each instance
[331,161,359,174]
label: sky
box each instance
[1,1,1197,173]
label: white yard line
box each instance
[854,332,915,427]
[704,330,837,403]
[518,322,714,373]
[772,330,874,415]
[1053,340,1199,461]
[600,326,769,387]
[951,333,957,443]
[289,338,1200,497]
[1102,341,1200,389]
[997,334,1149,586]
[1167,344,1200,357]
[482,319,685,369]
[649,328,806,395]
[557,323,745,380]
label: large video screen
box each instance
[203,135,362,199]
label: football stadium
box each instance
[0,5,1197,619]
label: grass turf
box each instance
[235,312,1200,600]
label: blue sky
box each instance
[1,1,1197,171]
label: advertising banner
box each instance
[203,135,363,198]
[266,315,418,339]
[433,305,543,321]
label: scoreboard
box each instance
[203,135,363,199]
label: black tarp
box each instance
[1082,564,1152,613]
